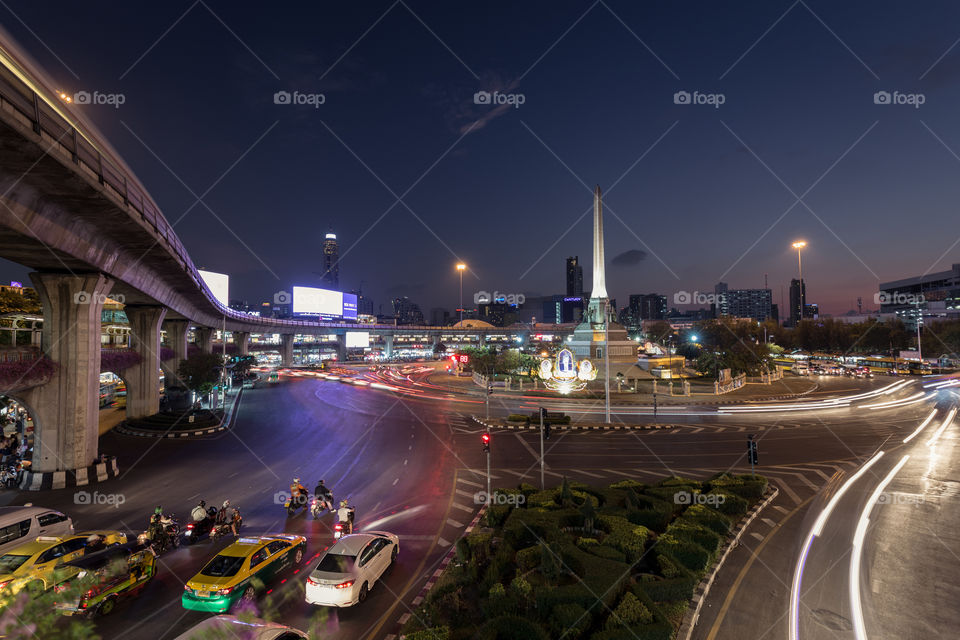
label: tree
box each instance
[177,352,222,396]
[643,321,674,345]
[0,289,40,314]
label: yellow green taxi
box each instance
[52,541,155,617]
[182,534,306,613]
[0,531,127,595]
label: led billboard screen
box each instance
[292,286,342,316]
[198,270,230,307]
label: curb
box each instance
[678,484,781,640]
[391,505,488,640]
[472,417,673,431]
[115,389,243,439]
[19,456,120,491]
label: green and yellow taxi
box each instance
[0,530,127,595]
[52,541,155,617]
[182,534,306,613]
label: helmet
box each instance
[86,534,102,543]
[340,499,349,508]
[293,477,301,484]
[199,500,206,508]
[154,506,162,514]
[222,500,230,508]
[318,479,325,484]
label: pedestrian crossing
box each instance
[456,459,860,508]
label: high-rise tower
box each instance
[321,231,339,289]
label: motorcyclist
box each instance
[290,477,308,508]
[84,533,106,554]
[314,480,333,511]
[149,506,172,550]
[191,500,209,523]
[216,500,239,536]
[337,499,355,535]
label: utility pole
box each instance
[539,407,546,489]
[482,432,491,499]
[604,299,610,423]
[916,301,923,365]
[485,382,492,419]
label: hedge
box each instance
[403,626,451,640]
[516,545,540,572]
[549,603,591,640]
[584,544,627,564]
[502,508,562,548]
[705,490,749,517]
[597,515,650,562]
[679,504,732,536]
[638,576,698,602]
[656,535,711,575]
[477,614,549,640]
[666,520,722,559]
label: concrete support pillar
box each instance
[234,331,250,356]
[23,272,112,473]
[335,334,347,362]
[478,334,486,348]
[195,326,213,353]
[161,319,189,387]
[281,334,294,367]
[384,335,394,359]
[124,305,167,419]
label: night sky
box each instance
[3,1,960,316]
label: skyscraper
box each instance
[565,256,583,297]
[321,231,339,289]
[789,278,806,326]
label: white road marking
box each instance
[392,478,399,486]
[437,537,451,547]
[574,470,605,478]
[773,505,790,515]
[446,518,465,528]
[457,478,484,488]
[750,532,765,542]
[761,517,777,528]
[403,459,408,466]
[450,502,474,513]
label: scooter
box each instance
[183,506,218,544]
[142,516,181,554]
[310,494,334,519]
[333,506,355,539]
[211,507,243,541]
[284,491,309,516]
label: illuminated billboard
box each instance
[345,331,369,348]
[292,286,342,316]
[342,293,358,320]
[198,270,230,307]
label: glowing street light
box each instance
[456,263,466,325]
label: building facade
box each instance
[320,232,340,289]
[565,256,583,297]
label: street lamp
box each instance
[791,241,806,323]
[456,263,466,325]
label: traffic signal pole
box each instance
[486,431,491,498]
[539,407,545,489]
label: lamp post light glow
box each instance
[456,263,466,325]
[792,241,806,323]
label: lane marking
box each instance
[450,502,474,513]
[749,532,764,542]
[446,518,465,528]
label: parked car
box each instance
[0,507,73,555]
[305,531,399,607]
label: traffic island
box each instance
[473,416,674,432]
[399,473,769,640]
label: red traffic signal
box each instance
[481,433,490,444]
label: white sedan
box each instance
[174,615,307,639]
[305,531,399,607]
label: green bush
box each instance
[485,504,512,527]
[657,535,711,575]
[705,490,749,517]
[667,520,722,559]
[549,603,591,640]
[605,591,653,629]
[584,544,627,563]
[627,507,673,532]
[598,514,650,562]
[506,414,529,422]
[516,545,540,572]
[502,508,561,548]
[482,582,517,618]
[656,554,679,579]
[509,575,532,609]
[482,544,517,591]
[403,627,451,640]
[708,473,768,501]
[680,504,732,536]
[638,576,697,602]
[609,479,645,490]
[477,614,549,640]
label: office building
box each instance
[565,256,583,297]
[392,297,424,325]
[715,284,773,322]
[320,231,339,289]
[788,279,807,326]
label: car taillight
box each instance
[335,580,354,589]
[183,585,193,594]
[215,587,233,596]
[54,582,69,593]
[0,580,10,590]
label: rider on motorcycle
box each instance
[337,499,355,535]
[216,499,239,536]
[191,500,210,523]
[149,506,172,549]
[290,477,308,508]
[314,480,333,511]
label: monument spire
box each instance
[591,185,608,300]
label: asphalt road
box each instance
[3,376,474,640]
[0,369,945,640]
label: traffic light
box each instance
[482,433,491,453]
[544,423,551,440]
[747,436,758,465]
[487,384,494,396]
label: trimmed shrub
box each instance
[485,504,511,527]
[502,508,561,548]
[657,535,711,575]
[549,603,591,640]
[506,414,529,422]
[516,545,540,572]
[598,515,650,562]
[708,473,768,501]
[605,591,653,629]
[705,490,749,517]
[509,575,532,610]
[627,508,673,532]
[477,614,549,640]
[403,627,451,640]
[482,582,517,617]
[609,479,645,490]
[680,504,732,536]
[584,544,627,563]
[656,554,679,579]
[667,520,722,560]
[639,576,697,602]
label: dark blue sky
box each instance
[4,1,960,316]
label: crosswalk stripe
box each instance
[761,517,777,528]
[750,532,765,542]
[773,505,790,515]
[455,489,477,500]
[437,537,451,547]
[457,478,484,488]
[446,518,465,528]
[765,469,819,491]
[766,479,801,505]
[450,502,474,513]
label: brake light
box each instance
[183,585,192,594]
[333,523,342,531]
[0,580,10,590]
[335,580,354,589]
[307,577,319,586]
[54,582,70,593]
[186,523,195,529]
[215,587,233,596]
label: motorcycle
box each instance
[143,516,181,554]
[334,506,355,539]
[310,494,334,519]
[183,506,218,544]
[211,507,243,541]
[284,490,309,516]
